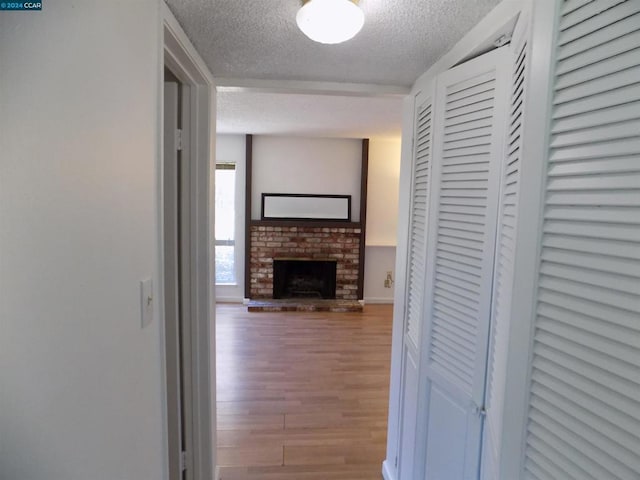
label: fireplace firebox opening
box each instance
[273,259,337,299]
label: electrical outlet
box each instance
[140,277,153,328]
[384,271,394,288]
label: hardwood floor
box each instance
[215,303,393,480]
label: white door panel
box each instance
[424,383,474,480]
[482,17,529,480]
[420,47,510,480]
[399,347,420,479]
[398,88,435,479]
[523,1,640,478]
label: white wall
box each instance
[364,138,402,303]
[364,246,397,303]
[251,136,362,221]
[215,134,246,301]
[366,138,402,246]
[216,133,245,164]
[0,2,166,479]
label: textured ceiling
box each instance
[217,91,403,138]
[165,0,502,137]
[165,0,501,87]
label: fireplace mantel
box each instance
[251,220,361,229]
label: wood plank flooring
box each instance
[215,304,393,480]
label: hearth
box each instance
[273,259,337,299]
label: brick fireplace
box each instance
[243,136,370,304]
[249,225,361,300]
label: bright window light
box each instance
[215,164,236,284]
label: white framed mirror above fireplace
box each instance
[261,193,351,221]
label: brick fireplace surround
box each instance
[249,225,362,300]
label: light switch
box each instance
[140,277,153,328]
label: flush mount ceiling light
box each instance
[296,0,365,45]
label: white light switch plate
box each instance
[140,277,153,328]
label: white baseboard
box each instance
[382,460,397,480]
[364,297,394,304]
[219,297,393,305]
[215,297,244,304]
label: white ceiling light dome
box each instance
[296,0,365,45]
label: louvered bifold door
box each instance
[406,96,433,351]
[397,90,434,479]
[419,47,509,480]
[523,1,640,479]
[482,26,529,480]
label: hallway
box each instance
[216,304,393,479]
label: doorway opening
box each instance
[213,131,400,477]
[163,67,192,480]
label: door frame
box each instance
[163,77,187,480]
[160,5,216,480]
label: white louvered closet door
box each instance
[397,89,434,479]
[482,20,529,480]
[406,95,433,351]
[419,47,509,480]
[524,1,640,479]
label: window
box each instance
[215,163,236,284]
